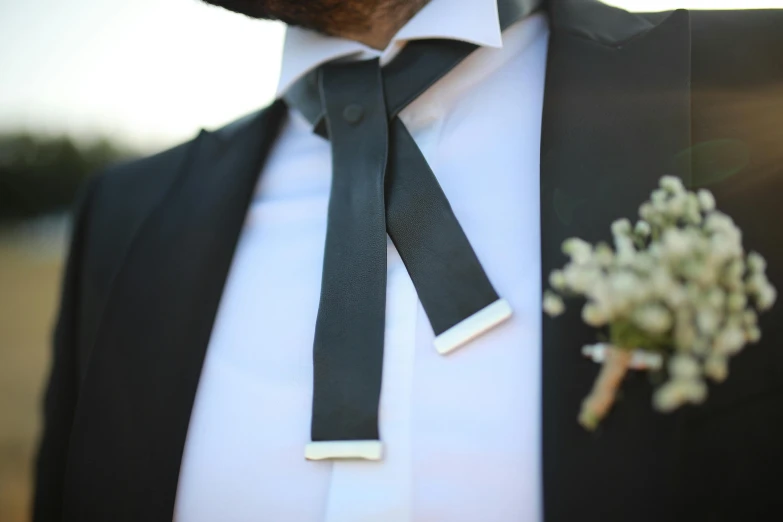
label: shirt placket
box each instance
[323,247,418,522]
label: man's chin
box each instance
[199,0,278,20]
[198,0,378,38]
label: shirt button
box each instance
[342,104,364,124]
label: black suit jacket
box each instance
[34,1,783,521]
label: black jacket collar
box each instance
[550,0,659,45]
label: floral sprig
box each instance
[544,176,777,430]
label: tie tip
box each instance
[305,440,384,461]
[434,299,513,355]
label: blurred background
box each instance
[1,0,781,520]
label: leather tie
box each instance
[285,0,541,461]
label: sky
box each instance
[1,0,782,151]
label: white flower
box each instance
[563,264,598,293]
[670,354,701,380]
[742,310,758,327]
[691,338,710,356]
[747,252,767,274]
[639,202,656,222]
[593,243,615,267]
[660,175,685,194]
[727,292,747,312]
[562,238,592,265]
[662,229,691,259]
[610,272,638,295]
[586,279,615,315]
[697,189,716,212]
[667,193,687,217]
[748,272,770,291]
[707,288,726,309]
[631,252,656,273]
[549,270,566,291]
[654,378,707,412]
[633,305,672,334]
[747,273,777,310]
[704,355,728,382]
[634,220,651,237]
[665,286,687,308]
[723,259,745,291]
[696,309,720,335]
[714,325,746,355]
[705,212,736,234]
[653,382,684,412]
[543,291,565,317]
[710,232,743,261]
[746,325,762,343]
[674,319,696,350]
[652,189,669,212]
[649,268,674,296]
[684,193,703,224]
[614,235,637,265]
[582,303,608,326]
[611,218,632,237]
[680,379,708,404]
[692,260,719,287]
[757,284,777,311]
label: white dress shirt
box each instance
[174,1,549,520]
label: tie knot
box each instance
[318,58,387,140]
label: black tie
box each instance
[285,0,540,461]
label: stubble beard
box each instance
[200,0,430,43]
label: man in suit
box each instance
[33,0,783,520]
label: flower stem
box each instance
[579,347,632,430]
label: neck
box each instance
[339,0,431,50]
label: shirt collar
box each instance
[276,0,503,96]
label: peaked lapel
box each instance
[540,2,693,521]
[64,101,287,522]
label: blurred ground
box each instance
[0,218,67,522]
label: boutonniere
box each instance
[543,176,777,430]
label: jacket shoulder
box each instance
[85,107,271,270]
[689,9,783,85]
[75,108,274,347]
[91,106,269,228]
[85,137,194,288]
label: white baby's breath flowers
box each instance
[549,270,566,291]
[594,243,615,267]
[582,303,608,327]
[633,305,672,334]
[669,354,701,380]
[697,189,716,212]
[748,251,767,273]
[727,292,746,312]
[543,291,565,317]
[634,220,651,237]
[756,281,777,311]
[611,218,632,238]
[746,326,762,343]
[562,238,593,265]
[696,308,720,335]
[662,228,691,259]
[543,176,777,429]
[704,354,728,382]
[653,378,707,412]
[660,175,685,194]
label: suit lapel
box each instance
[540,2,692,521]
[64,101,287,521]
